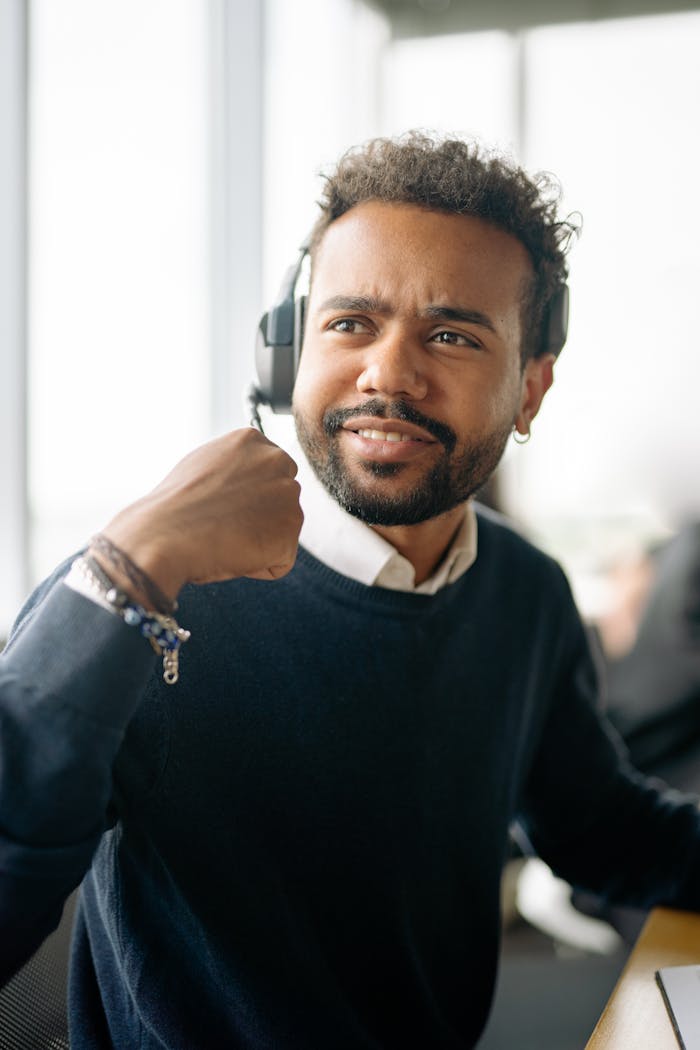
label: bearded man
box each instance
[2,134,700,1050]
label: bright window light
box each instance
[504,10,700,578]
[29,0,210,581]
[381,30,519,149]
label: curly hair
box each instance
[310,132,579,363]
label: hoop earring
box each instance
[513,426,531,445]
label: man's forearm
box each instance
[0,579,155,981]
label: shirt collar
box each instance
[281,425,477,594]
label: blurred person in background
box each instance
[565,525,700,944]
[598,524,700,793]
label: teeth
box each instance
[357,429,412,442]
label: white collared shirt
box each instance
[288,434,477,595]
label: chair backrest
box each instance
[0,891,76,1050]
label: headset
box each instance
[253,242,569,416]
[253,243,310,416]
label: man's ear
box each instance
[514,353,555,437]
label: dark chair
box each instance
[0,891,76,1050]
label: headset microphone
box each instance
[245,383,265,433]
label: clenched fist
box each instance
[95,428,303,604]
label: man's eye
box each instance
[432,330,479,348]
[329,318,369,334]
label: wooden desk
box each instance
[586,908,700,1048]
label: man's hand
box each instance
[94,428,303,604]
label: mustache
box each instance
[322,398,457,454]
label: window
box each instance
[28,0,210,582]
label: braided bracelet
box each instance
[73,555,190,685]
[90,534,177,615]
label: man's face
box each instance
[292,200,551,526]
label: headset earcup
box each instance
[254,247,309,412]
[254,309,296,412]
[254,311,272,405]
[543,284,570,357]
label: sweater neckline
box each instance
[293,545,474,613]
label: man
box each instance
[2,133,700,1049]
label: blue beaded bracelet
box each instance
[118,602,191,685]
[72,555,190,685]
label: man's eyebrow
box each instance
[421,305,497,333]
[317,295,390,314]
[316,295,498,334]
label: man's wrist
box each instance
[89,532,185,611]
[68,553,191,685]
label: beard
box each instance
[294,397,513,527]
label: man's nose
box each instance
[355,330,428,400]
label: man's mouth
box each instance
[355,428,428,443]
[343,416,438,445]
[336,418,440,467]
[322,398,457,455]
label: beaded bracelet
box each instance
[73,555,190,685]
[119,601,191,685]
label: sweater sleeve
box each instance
[517,568,700,912]
[0,573,157,983]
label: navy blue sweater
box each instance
[2,510,700,1048]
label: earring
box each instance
[513,425,531,445]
